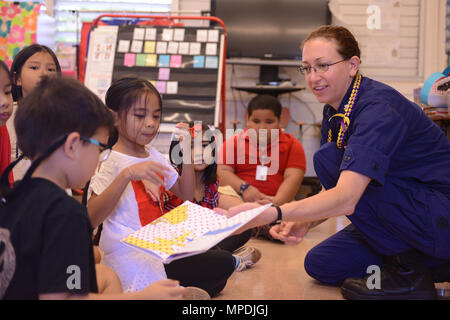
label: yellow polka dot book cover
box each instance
[121,201,271,263]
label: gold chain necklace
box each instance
[327,73,362,149]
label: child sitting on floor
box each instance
[87,76,232,297]
[0,76,185,300]
[168,122,261,271]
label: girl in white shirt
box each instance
[88,77,242,297]
[87,76,200,292]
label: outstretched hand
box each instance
[269,221,310,245]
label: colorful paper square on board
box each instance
[135,54,146,66]
[156,81,166,94]
[145,54,157,67]
[193,56,205,68]
[170,55,182,68]
[158,55,170,67]
[124,53,136,67]
[144,41,156,53]
[158,68,170,80]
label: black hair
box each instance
[15,76,115,160]
[105,76,163,145]
[169,122,217,185]
[247,94,282,119]
[0,60,12,83]
[10,44,62,101]
[105,75,162,115]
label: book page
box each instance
[121,201,271,263]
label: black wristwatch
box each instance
[270,204,283,226]
[238,182,250,196]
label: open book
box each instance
[121,201,271,264]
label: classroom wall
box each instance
[175,0,446,177]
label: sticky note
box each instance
[156,81,166,94]
[189,42,201,56]
[133,28,145,40]
[166,81,178,94]
[144,41,156,53]
[167,42,179,54]
[124,53,136,67]
[178,42,190,55]
[162,29,174,41]
[145,28,157,40]
[193,55,205,68]
[205,43,217,56]
[158,68,170,80]
[174,29,185,41]
[131,40,143,53]
[208,29,219,42]
[205,56,218,69]
[196,29,208,42]
[156,41,168,54]
[135,54,146,66]
[145,54,157,67]
[117,40,130,53]
[148,80,157,87]
[158,55,170,67]
[170,55,182,68]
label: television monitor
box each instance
[211,0,331,83]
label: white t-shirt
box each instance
[89,148,179,292]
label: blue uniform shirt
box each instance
[320,75,450,197]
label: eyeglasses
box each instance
[81,136,111,162]
[298,59,348,75]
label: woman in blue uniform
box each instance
[224,25,450,299]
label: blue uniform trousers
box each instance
[304,143,450,286]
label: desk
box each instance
[232,85,305,97]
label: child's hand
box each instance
[175,122,190,142]
[175,122,190,131]
[242,185,272,203]
[127,161,171,187]
[140,279,185,300]
[142,179,161,202]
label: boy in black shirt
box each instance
[0,76,185,300]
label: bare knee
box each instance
[95,264,123,294]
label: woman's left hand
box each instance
[269,221,310,245]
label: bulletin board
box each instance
[84,20,225,128]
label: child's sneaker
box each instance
[183,286,211,300]
[233,246,262,272]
